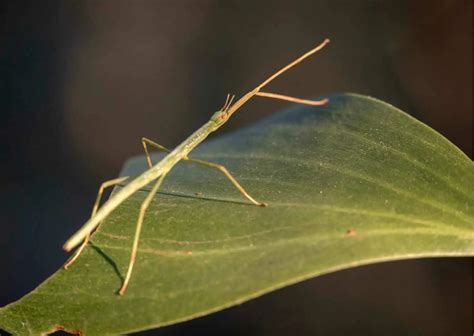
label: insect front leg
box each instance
[119,173,167,295]
[63,176,129,269]
[185,158,267,207]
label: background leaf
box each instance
[1,93,472,335]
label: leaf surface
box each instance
[1,94,472,335]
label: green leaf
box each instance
[1,93,472,335]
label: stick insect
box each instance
[63,38,330,295]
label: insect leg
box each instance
[118,173,167,295]
[141,137,171,168]
[64,176,129,269]
[255,91,328,106]
[185,158,267,207]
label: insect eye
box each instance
[219,113,228,121]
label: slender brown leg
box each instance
[118,173,167,295]
[186,159,267,207]
[142,138,266,206]
[63,176,129,269]
[141,137,171,168]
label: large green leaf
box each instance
[1,94,472,335]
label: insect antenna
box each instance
[220,94,231,111]
[224,94,236,112]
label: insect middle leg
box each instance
[142,137,171,168]
[142,137,266,207]
[64,176,129,269]
[186,159,267,207]
[118,173,167,295]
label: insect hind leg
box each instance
[63,176,129,269]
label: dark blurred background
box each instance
[0,1,472,335]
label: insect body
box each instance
[63,38,330,295]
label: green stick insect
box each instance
[63,38,330,295]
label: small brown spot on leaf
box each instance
[346,229,357,236]
[48,325,84,336]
